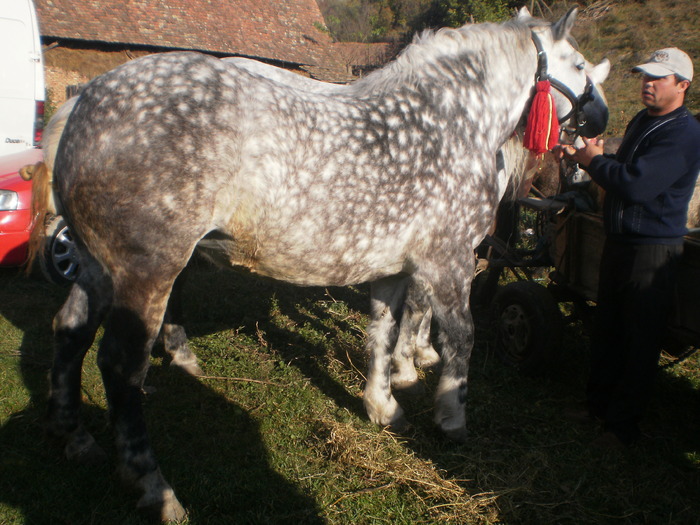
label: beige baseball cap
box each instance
[632,47,693,81]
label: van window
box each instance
[0,0,45,156]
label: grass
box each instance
[1,257,699,524]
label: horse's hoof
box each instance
[63,429,107,464]
[386,415,411,434]
[392,378,425,397]
[170,359,204,377]
[138,494,187,523]
[390,373,419,391]
[414,349,441,369]
[441,426,469,443]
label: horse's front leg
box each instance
[420,258,476,442]
[363,275,409,429]
[98,273,186,521]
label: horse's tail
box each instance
[24,96,78,274]
[25,161,53,274]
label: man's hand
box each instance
[554,137,605,168]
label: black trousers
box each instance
[586,238,683,443]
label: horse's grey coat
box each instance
[47,8,605,520]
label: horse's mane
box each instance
[352,16,551,95]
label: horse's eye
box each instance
[576,63,585,71]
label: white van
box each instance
[0,0,45,156]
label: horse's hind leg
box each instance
[47,257,112,462]
[413,306,440,368]
[364,275,409,429]
[392,284,441,390]
[98,271,187,521]
[391,300,424,389]
[160,267,203,376]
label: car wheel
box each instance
[492,281,562,375]
[40,215,79,285]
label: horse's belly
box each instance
[196,230,407,287]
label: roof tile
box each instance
[35,0,335,66]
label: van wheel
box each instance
[40,215,79,285]
[492,281,562,375]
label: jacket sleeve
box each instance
[587,132,689,204]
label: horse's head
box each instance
[519,7,609,139]
[557,58,610,144]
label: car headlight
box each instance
[0,190,20,211]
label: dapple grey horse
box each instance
[47,8,607,520]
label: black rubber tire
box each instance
[491,281,562,375]
[39,215,79,285]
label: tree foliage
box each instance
[317,0,527,43]
[426,0,519,27]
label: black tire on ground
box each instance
[39,215,79,285]
[491,280,563,375]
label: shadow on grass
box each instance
[397,313,700,524]
[171,256,369,418]
[1,262,698,524]
[0,266,326,524]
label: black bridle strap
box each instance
[530,31,592,126]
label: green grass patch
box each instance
[1,258,698,524]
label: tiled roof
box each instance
[35,0,335,66]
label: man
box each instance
[561,48,700,448]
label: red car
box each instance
[0,148,42,266]
[0,148,77,283]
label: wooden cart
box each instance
[485,197,700,373]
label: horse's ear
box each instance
[589,58,611,85]
[552,7,578,41]
[516,6,532,20]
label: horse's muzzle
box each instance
[577,84,609,138]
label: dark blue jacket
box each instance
[587,106,700,244]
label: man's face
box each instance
[640,74,688,116]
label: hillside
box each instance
[318,0,699,137]
[572,0,699,136]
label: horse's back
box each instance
[52,52,420,284]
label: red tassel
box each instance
[523,80,559,156]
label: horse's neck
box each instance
[353,24,537,151]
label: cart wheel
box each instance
[39,215,79,285]
[492,281,562,374]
